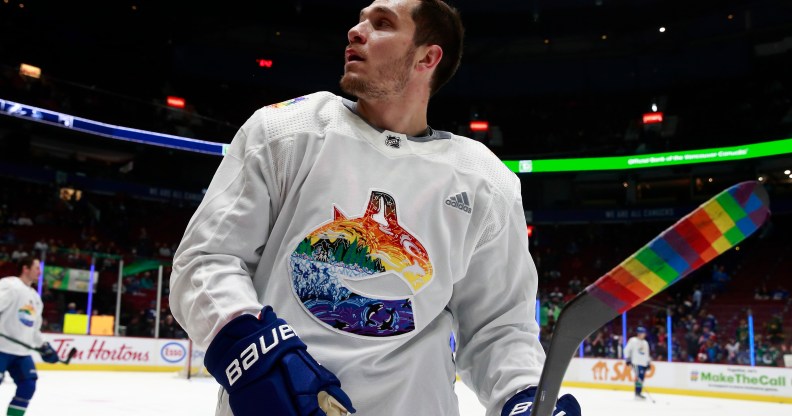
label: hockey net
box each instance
[180,339,211,379]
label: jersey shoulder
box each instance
[434,133,520,199]
[0,276,18,288]
[245,91,347,146]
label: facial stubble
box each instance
[340,46,417,100]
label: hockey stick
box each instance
[530,181,770,416]
[0,333,78,365]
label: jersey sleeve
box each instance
[169,111,279,350]
[0,279,10,314]
[449,183,545,416]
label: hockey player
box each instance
[0,257,60,416]
[170,1,580,415]
[624,326,651,400]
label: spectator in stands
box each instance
[685,324,701,362]
[711,264,730,292]
[756,338,781,366]
[725,337,740,364]
[736,318,749,345]
[33,238,48,256]
[568,276,582,293]
[549,286,564,303]
[139,272,154,290]
[11,245,28,262]
[157,242,172,258]
[701,311,717,332]
[126,312,150,337]
[0,246,9,261]
[126,276,140,295]
[692,285,702,311]
[771,286,789,301]
[159,314,185,339]
[16,211,33,226]
[698,335,720,363]
[590,331,606,357]
[65,302,77,314]
[766,315,785,345]
[754,282,771,300]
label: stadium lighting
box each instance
[784,169,791,175]
[651,103,658,112]
[166,96,186,109]
[758,176,765,182]
[19,63,41,79]
[470,120,489,132]
[643,112,664,124]
[659,27,666,33]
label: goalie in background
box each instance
[624,326,652,400]
[0,256,60,416]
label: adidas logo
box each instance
[445,192,472,214]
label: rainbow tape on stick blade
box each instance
[587,181,769,314]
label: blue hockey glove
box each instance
[502,386,580,416]
[204,306,356,416]
[38,342,60,363]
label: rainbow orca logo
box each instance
[18,305,35,327]
[290,191,433,337]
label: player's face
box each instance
[340,0,419,99]
[22,260,41,284]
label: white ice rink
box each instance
[1,371,790,415]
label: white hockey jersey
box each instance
[624,336,651,367]
[170,92,544,416]
[0,277,44,356]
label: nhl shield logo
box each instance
[385,135,401,149]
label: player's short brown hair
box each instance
[411,0,464,96]
[18,256,36,273]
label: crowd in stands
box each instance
[0,179,190,340]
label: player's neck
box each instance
[356,90,429,137]
[19,274,35,287]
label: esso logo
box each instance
[160,342,187,363]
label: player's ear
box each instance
[416,44,442,73]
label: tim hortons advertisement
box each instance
[35,333,189,371]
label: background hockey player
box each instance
[169,1,581,415]
[0,257,60,416]
[624,326,651,400]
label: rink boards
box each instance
[31,335,792,404]
[563,357,792,403]
[34,333,189,372]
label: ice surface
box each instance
[0,371,789,415]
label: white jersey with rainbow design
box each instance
[170,92,545,416]
[0,277,44,356]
